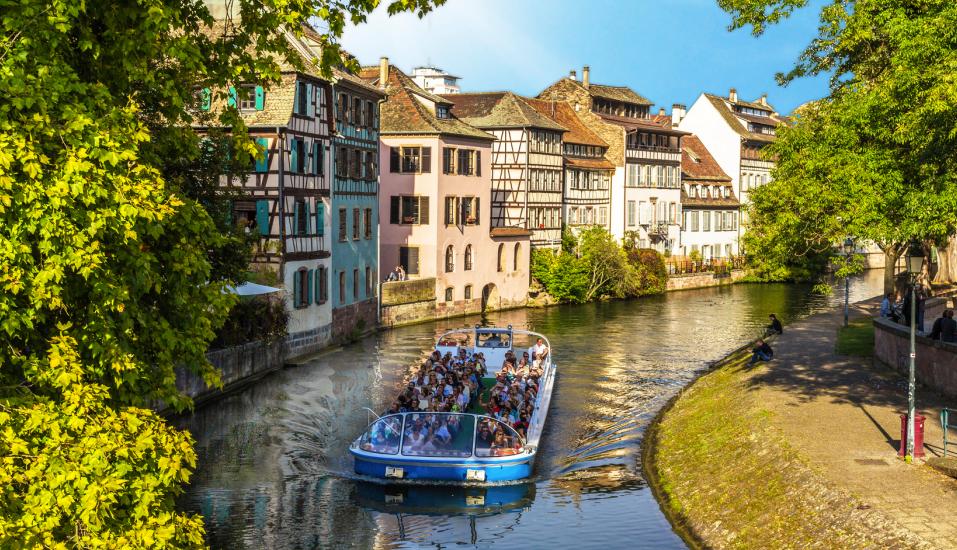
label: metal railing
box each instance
[666,256,746,276]
[943,408,956,457]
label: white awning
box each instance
[225,282,283,296]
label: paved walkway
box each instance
[748,298,957,547]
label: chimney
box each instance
[729,87,738,103]
[582,65,590,89]
[378,57,388,89]
[759,93,768,106]
[672,103,687,126]
[658,107,666,117]
[569,70,577,81]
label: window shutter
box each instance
[421,147,431,173]
[304,140,312,174]
[200,88,212,111]
[390,196,400,224]
[316,202,325,236]
[227,86,238,107]
[312,142,320,175]
[390,147,399,173]
[303,201,311,234]
[290,139,299,174]
[254,85,265,110]
[444,196,453,225]
[307,269,314,304]
[256,200,269,236]
[254,137,268,173]
[475,198,480,224]
[408,247,419,275]
[476,151,481,176]
[419,196,430,225]
[293,272,301,307]
[306,83,314,117]
[315,269,322,304]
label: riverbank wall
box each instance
[665,269,747,292]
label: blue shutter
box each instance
[254,137,268,173]
[200,88,211,111]
[304,201,311,234]
[315,269,322,304]
[293,201,301,235]
[255,85,265,110]
[256,200,269,236]
[306,83,314,117]
[227,86,237,107]
[306,269,314,304]
[316,203,325,236]
[312,142,320,175]
[292,271,301,308]
[290,139,299,174]
[304,140,312,174]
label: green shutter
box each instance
[316,203,325,236]
[293,83,301,115]
[256,200,269,236]
[255,85,265,110]
[304,140,312,174]
[254,137,268,173]
[306,269,314,304]
[303,201,311,234]
[228,86,237,107]
[293,201,301,234]
[306,83,314,117]
[315,269,322,304]
[201,87,211,111]
[290,140,299,174]
[293,271,301,308]
[313,142,321,175]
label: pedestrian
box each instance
[929,309,957,343]
[766,314,783,336]
[396,264,406,281]
[748,339,773,365]
[880,292,893,318]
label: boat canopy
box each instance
[357,412,524,459]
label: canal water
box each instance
[178,270,884,549]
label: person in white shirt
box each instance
[530,338,549,367]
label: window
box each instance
[290,138,306,173]
[703,211,711,231]
[389,195,430,225]
[338,271,345,303]
[513,243,521,271]
[389,146,431,174]
[497,243,505,272]
[444,196,459,225]
[338,208,347,241]
[457,149,472,176]
[627,201,636,227]
[295,81,309,115]
[570,206,579,225]
[464,244,473,271]
[337,92,348,122]
[461,196,480,225]
[599,207,608,226]
[365,101,375,128]
[353,268,359,300]
[464,285,473,300]
[365,266,372,298]
[399,246,419,275]
[254,137,269,173]
[352,208,360,240]
[445,245,455,273]
[354,97,363,127]
[316,267,328,304]
[445,287,454,302]
[437,104,451,118]
[691,211,700,232]
[235,84,261,111]
[293,268,311,308]
[443,147,455,174]
[364,208,373,239]
[295,199,309,235]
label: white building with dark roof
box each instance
[411,66,462,95]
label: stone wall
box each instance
[332,298,378,342]
[381,277,436,306]
[874,315,957,401]
[666,269,747,292]
[173,340,287,407]
[286,324,332,359]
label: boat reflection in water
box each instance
[355,480,536,516]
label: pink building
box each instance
[361,60,529,317]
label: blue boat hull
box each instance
[352,453,532,482]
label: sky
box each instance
[339,0,830,115]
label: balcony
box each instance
[626,148,682,163]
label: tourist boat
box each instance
[349,326,556,483]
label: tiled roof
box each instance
[589,83,653,106]
[440,92,567,131]
[599,113,690,136]
[524,99,606,147]
[680,191,740,208]
[566,156,615,170]
[735,96,777,113]
[682,135,732,183]
[490,227,532,237]
[703,94,782,143]
[357,65,494,141]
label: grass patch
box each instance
[836,318,874,357]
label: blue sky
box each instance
[340,0,829,115]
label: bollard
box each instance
[899,414,926,458]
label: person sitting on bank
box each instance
[880,292,894,319]
[749,339,774,365]
[765,314,783,336]
[929,309,957,343]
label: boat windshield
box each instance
[400,413,475,458]
[477,331,510,348]
[358,415,403,455]
[474,417,523,457]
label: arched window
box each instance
[464,284,473,300]
[445,287,453,302]
[513,243,521,271]
[497,243,505,272]
[464,244,473,271]
[445,245,455,273]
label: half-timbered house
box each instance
[678,135,740,259]
[196,25,334,357]
[538,67,688,253]
[440,92,566,249]
[525,99,613,233]
[359,60,529,317]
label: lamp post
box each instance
[904,241,924,460]
[843,237,855,327]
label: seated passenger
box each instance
[490,431,515,456]
[434,421,452,446]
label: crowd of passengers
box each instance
[374,339,550,453]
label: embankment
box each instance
[642,342,922,549]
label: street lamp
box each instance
[904,240,924,460]
[843,237,855,327]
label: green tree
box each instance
[719,0,957,291]
[0,0,444,545]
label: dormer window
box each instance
[436,105,451,119]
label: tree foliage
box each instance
[532,227,666,303]
[0,0,443,545]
